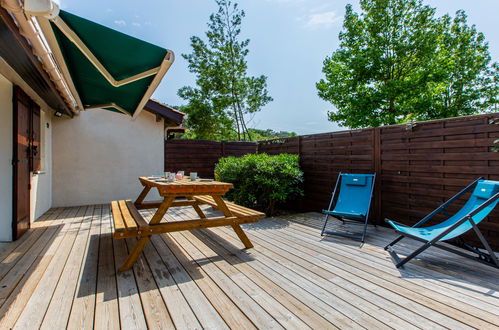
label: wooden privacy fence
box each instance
[164,140,257,179]
[165,114,499,249]
[258,113,499,250]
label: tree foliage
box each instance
[247,128,297,140]
[178,0,272,140]
[317,0,499,128]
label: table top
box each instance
[139,176,234,196]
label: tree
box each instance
[178,0,272,140]
[316,0,499,128]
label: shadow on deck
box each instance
[0,205,497,329]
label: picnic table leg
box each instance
[119,196,175,271]
[187,196,208,219]
[212,195,254,249]
[134,186,152,207]
[231,223,254,248]
[149,196,175,224]
[119,237,150,271]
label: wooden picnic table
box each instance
[111,176,264,271]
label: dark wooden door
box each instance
[13,87,34,239]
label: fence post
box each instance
[221,140,225,158]
[373,128,382,224]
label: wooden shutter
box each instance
[13,86,32,239]
[30,103,41,172]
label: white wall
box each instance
[30,110,52,220]
[52,110,164,206]
[0,73,13,241]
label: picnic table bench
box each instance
[111,177,264,271]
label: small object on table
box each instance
[190,172,198,180]
[163,172,174,182]
[176,171,184,180]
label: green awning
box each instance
[37,10,174,117]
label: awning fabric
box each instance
[44,10,172,117]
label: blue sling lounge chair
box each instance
[321,173,376,242]
[385,178,499,269]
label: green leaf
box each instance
[317,0,499,128]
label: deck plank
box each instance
[168,231,283,329]
[0,208,56,267]
[179,229,312,329]
[124,237,175,329]
[241,223,485,329]
[41,205,96,329]
[302,213,499,286]
[159,234,256,329]
[0,205,497,329]
[13,206,87,329]
[67,205,103,329]
[295,214,499,303]
[270,214,499,318]
[212,225,417,329]
[191,229,338,329]
[141,241,201,329]
[205,229,397,328]
[0,208,66,328]
[113,235,148,329]
[94,205,120,330]
[149,234,229,329]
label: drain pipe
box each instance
[1,0,79,113]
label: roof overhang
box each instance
[26,0,174,118]
[144,100,185,126]
[0,7,71,115]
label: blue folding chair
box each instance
[385,178,499,269]
[321,173,376,242]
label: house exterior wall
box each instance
[0,73,13,241]
[52,110,164,207]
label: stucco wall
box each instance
[0,73,13,241]
[52,110,164,207]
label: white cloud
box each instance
[132,22,141,27]
[303,10,340,29]
[114,20,126,26]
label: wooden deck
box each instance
[0,204,498,329]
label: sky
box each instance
[59,0,499,135]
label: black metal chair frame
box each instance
[385,177,499,269]
[321,172,376,243]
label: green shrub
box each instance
[215,153,303,216]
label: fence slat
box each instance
[165,113,499,249]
